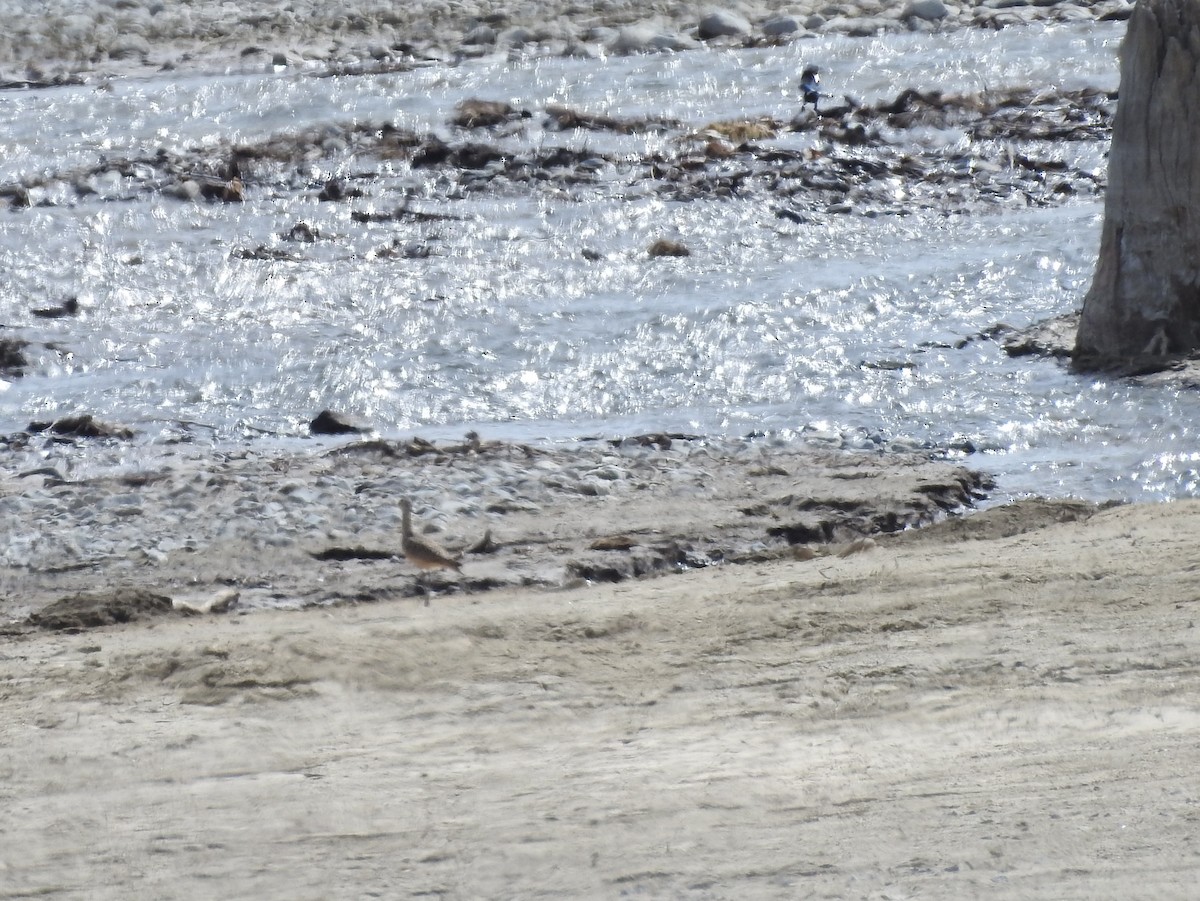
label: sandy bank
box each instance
[2,493,1196,898]
[0,436,992,624]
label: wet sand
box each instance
[2,444,1197,897]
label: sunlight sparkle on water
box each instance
[4,21,1200,503]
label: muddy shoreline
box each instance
[2,433,995,628]
[3,491,1194,899]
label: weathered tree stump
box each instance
[1075,0,1200,365]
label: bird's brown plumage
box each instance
[400,498,462,573]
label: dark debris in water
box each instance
[0,337,29,376]
[451,98,533,129]
[310,409,369,435]
[543,103,683,135]
[648,238,691,258]
[0,73,85,91]
[349,204,464,224]
[0,86,1111,219]
[27,414,134,440]
[31,297,80,319]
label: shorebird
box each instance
[400,498,463,575]
[800,65,822,112]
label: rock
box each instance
[589,465,625,481]
[610,24,656,53]
[462,24,496,45]
[170,179,202,201]
[906,0,950,20]
[108,33,151,60]
[310,410,368,435]
[317,177,364,201]
[6,187,31,208]
[805,14,828,29]
[975,6,1037,26]
[562,40,601,59]
[27,415,134,440]
[832,15,901,35]
[465,528,498,555]
[590,534,638,551]
[182,174,243,203]
[762,15,802,36]
[648,32,700,52]
[567,542,692,582]
[1097,0,1135,21]
[701,118,776,141]
[648,238,690,258]
[29,588,174,630]
[609,432,680,450]
[575,477,610,496]
[283,221,319,242]
[0,337,30,375]
[583,25,618,45]
[1002,311,1079,359]
[698,10,752,39]
[499,26,537,47]
[609,25,698,54]
[173,588,240,616]
[452,98,527,128]
[1054,5,1096,21]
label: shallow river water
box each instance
[4,20,1196,504]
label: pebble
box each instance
[589,464,623,481]
[575,477,610,497]
[462,24,496,46]
[171,179,202,202]
[906,0,949,20]
[0,0,1119,84]
[500,26,537,47]
[0,430,996,615]
[0,435,780,569]
[698,10,752,39]
[108,33,151,59]
[762,16,803,36]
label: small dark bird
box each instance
[800,65,822,112]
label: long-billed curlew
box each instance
[400,498,463,574]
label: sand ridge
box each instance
[3,496,1198,898]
